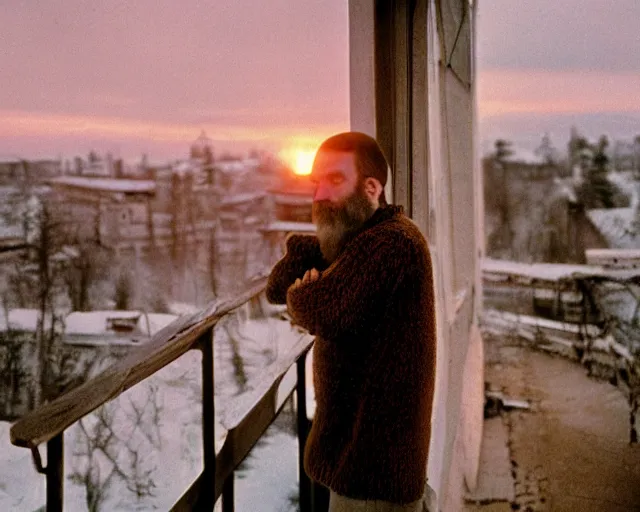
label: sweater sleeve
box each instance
[286,226,410,339]
[265,233,327,305]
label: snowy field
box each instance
[1,312,313,511]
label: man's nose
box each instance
[313,184,331,202]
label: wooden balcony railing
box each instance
[10,275,316,511]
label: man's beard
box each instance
[313,185,376,263]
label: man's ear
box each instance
[363,177,383,203]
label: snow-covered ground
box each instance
[1,313,312,511]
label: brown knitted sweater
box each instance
[266,205,436,504]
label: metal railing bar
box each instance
[47,433,64,512]
[199,328,217,510]
[170,470,206,511]
[222,477,234,512]
[296,351,311,512]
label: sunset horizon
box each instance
[2,1,639,161]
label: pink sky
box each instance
[1,0,639,160]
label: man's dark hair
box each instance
[317,132,390,205]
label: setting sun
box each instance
[279,146,318,176]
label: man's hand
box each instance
[287,268,321,331]
[289,268,321,292]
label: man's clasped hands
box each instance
[289,268,321,291]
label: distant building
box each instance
[500,147,560,180]
[0,158,62,186]
[62,310,178,346]
[214,192,270,294]
[261,170,315,264]
[0,308,177,421]
[48,176,158,259]
[586,178,640,250]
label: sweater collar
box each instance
[357,204,405,236]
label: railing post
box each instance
[297,350,312,512]
[198,328,217,510]
[47,433,64,512]
[222,477,234,512]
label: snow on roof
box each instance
[216,161,249,173]
[64,310,177,338]
[260,221,316,233]
[168,302,201,316]
[172,161,194,177]
[0,309,51,333]
[586,207,640,249]
[271,193,313,206]
[503,146,546,166]
[553,178,578,203]
[0,219,22,239]
[606,171,639,196]
[585,248,640,260]
[50,176,155,193]
[484,308,601,337]
[482,258,605,282]
[220,192,266,206]
[483,258,640,285]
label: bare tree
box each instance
[70,383,162,510]
[1,159,107,406]
[61,240,110,312]
[0,296,30,419]
[114,269,134,311]
[535,133,559,167]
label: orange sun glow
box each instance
[280,147,317,176]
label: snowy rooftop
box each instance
[260,221,316,233]
[0,309,51,333]
[64,310,178,344]
[607,171,638,194]
[271,193,313,206]
[503,146,546,166]
[50,176,156,193]
[220,192,266,207]
[483,258,640,284]
[216,160,255,173]
[586,208,640,249]
[172,161,194,176]
[0,218,22,240]
[0,309,178,344]
[552,177,578,203]
[586,248,640,259]
[483,258,605,282]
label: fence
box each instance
[10,275,317,511]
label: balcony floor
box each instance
[465,331,640,512]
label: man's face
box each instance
[310,150,376,263]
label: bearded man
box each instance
[266,132,437,512]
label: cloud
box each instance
[478,69,640,152]
[477,0,640,72]
[0,109,346,144]
[479,70,640,117]
[0,0,350,126]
